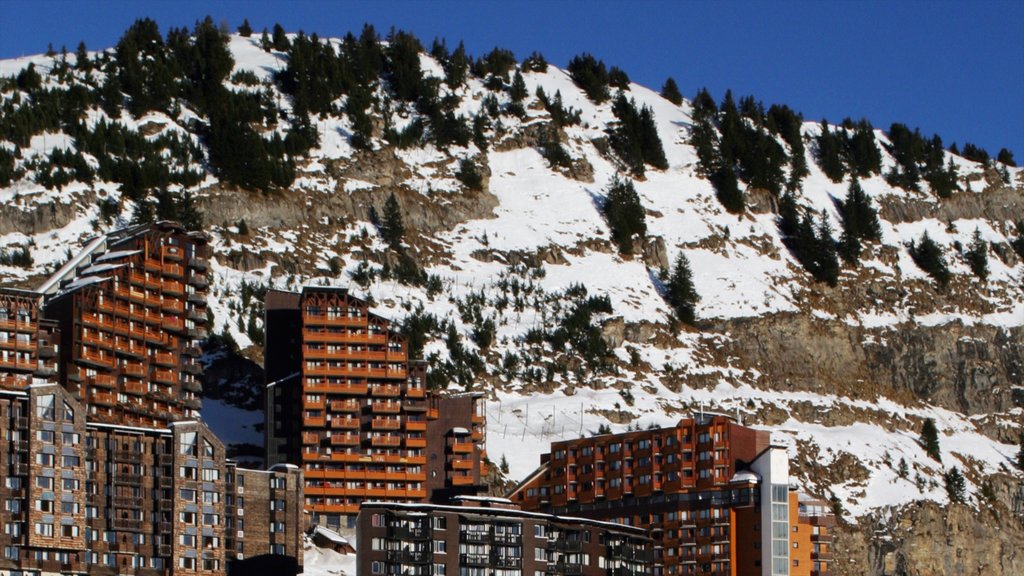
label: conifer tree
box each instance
[238,19,253,37]
[909,233,951,288]
[837,177,882,265]
[661,77,683,105]
[689,88,719,178]
[380,192,405,249]
[816,121,846,182]
[997,147,1017,167]
[602,176,647,255]
[74,41,91,72]
[509,71,528,103]
[813,213,840,286]
[921,418,941,462]
[944,467,966,504]
[567,53,610,103]
[965,228,988,281]
[271,23,290,51]
[711,167,743,214]
[666,252,699,325]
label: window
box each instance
[61,525,79,538]
[432,516,447,530]
[371,561,384,574]
[34,523,54,537]
[433,564,446,576]
[433,540,446,553]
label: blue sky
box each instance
[2,0,1022,157]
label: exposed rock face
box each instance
[0,190,97,235]
[714,314,1023,415]
[876,184,1024,227]
[832,501,1024,576]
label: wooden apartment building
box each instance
[264,286,488,528]
[510,414,833,576]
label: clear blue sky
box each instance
[2,0,1022,157]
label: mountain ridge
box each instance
[1,24,1023,573]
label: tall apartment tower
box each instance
[0,288,59,389]
[510,414,834,576]
[39,221,210,427]
[264,286,488,528]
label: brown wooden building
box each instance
[510,414,833,576]
[0,288,59,389]
[264,286,488,528]
[40,221,210,427]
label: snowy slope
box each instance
[2,33,1022,542]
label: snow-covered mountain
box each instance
[2,27,1022,573]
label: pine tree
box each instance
[837,178,882,265]
[74,41,91,72]
[271,23,290,51]
[897,458,909,479]
[997,147,1017,167]
[909,232,951,288]
[602,176,647,255]
[965,228,988,281]
[944,467,966,504]
[816,121,846,182]
[509,71,528,103]
[813,213,840,286]
[380,192,405,249]
[237,19,253,37]
[711,167,743,214]
[666,253,700,325]
[500,455,509,474]
[921,418,941,462]
[661,77,683,105]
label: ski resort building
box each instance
[357,497,653,576]
[509,414,834,576]
[0,288,59,390]
[0,383,304,575]
[264,286,489,527]
[39,221,211,428]
[0,222,307,574]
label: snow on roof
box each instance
[95,249,141,263]
[730,471,760,484]
[313,525,349,546]
[56,275,110,296]
[80,262,125,276]
[450,427,470,435]
[37,235,106,294]
[454,495,513,503]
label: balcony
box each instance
[188,256,208,271]
[163,280,185,295]
[122,362,145,378]
[187,292,207,305]
[187,326,208,339]
[371,402,401,414]
[451,442,475,454]
[188,274,208,288]
[305,382,369,395]
[451,475,475,486]
[330,433,360,446]
[123,381,147,396]
[152,352,176,367]
[371,418,401,430]
[162,299,185,314]
[182,345,202,357]
[459,554,490,567]
[329,399,360,412]
[92,392,116,406]
[161,245,184,261]
[302,330,387,344]
[329,417,360,429]
[37,344,56,358]
[369,435,402,448]
[88,374,116,389]
[405,420,427,432]
[306,416,327,428]
[451,458,474,470]
[183,362,202,375]
[161,317,185,332]
[406,437,427,448]
[371,384,402,397]
[182,379,203,393]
